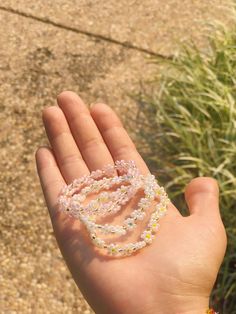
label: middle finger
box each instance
[57,91,114,171]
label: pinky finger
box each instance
[35,147,65,218]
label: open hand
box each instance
[36,91,227,314]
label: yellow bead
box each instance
[100,197,107,202]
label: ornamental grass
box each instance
[129,20,236,313]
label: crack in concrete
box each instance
[0,5,173,59]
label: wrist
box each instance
[154,297,210,314]
[119,295,210,314]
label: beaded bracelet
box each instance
[206,309,218,314]
[58,160,170,257]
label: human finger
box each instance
[42,106,89,183]
[90,103,149,174]
[184,177,220,218]
[57,91,114,171]
[35,147,65,216]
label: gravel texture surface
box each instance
[0,1,232,313]
[0,0,232,54]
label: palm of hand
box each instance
[36,92,226,314]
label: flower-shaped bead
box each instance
[141,230,154,244]
[131,209,146,220]
[107,244,119,255]
[95,238,105,248]
[124,218,136,230]
[148,220,160,232]
[158,206,167,216]
[123,243,136,255]
[151,211,160,220]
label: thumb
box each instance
[184,177,220,218]
[185,177,227,267]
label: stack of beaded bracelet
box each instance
[58,160,170,257]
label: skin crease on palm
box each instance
[35,91,227,314]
